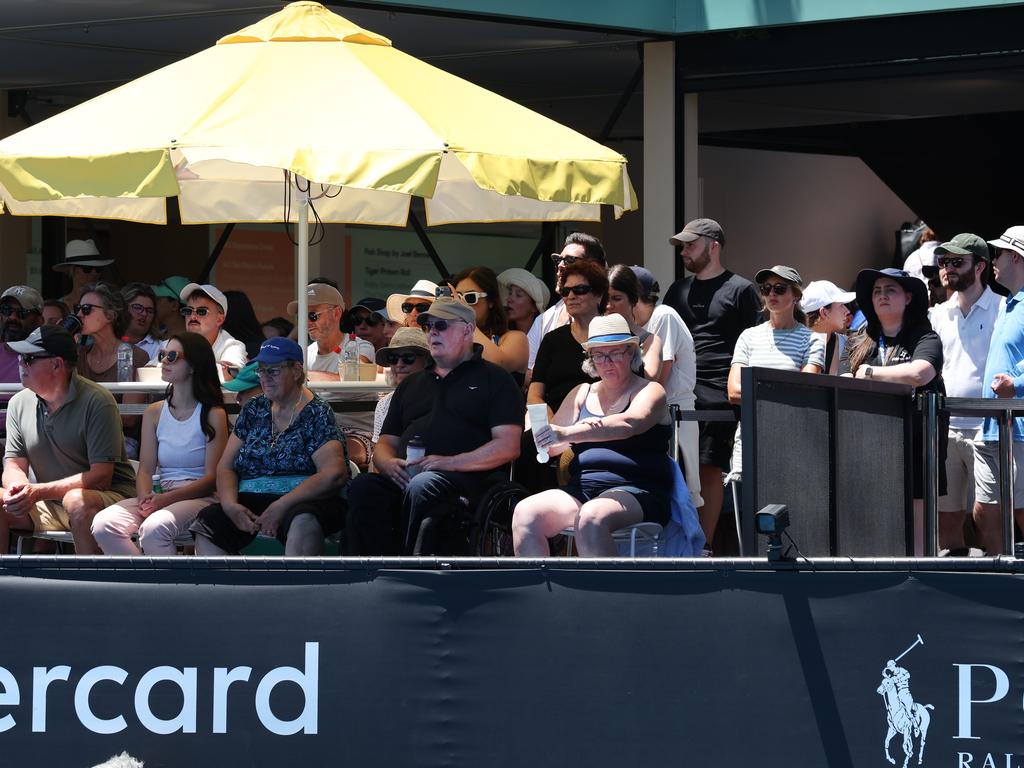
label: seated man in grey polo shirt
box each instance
[1,325,136,554]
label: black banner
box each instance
[0,561,1021,767]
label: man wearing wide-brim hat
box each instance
[972,226,1024,554]
[345,297,523,556]
[54,239,114,308]
[386,279,438,329]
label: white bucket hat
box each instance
[497,268,550,313]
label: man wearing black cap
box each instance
[662,218,761,548]
[1,326,135,554]
[347,297,389,352]
[345,297,523,555]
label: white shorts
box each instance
[972,440,1024,508]
[938,429,976,513]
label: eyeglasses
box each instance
[180,306,212,318]
[402,302,432,315]
[937,256,967,270]
[257,363,293,378]
[418,317,464,333]
[74,303,99,315]
[352,313,383,326]
[0,306,36,319]
[588,348,631,365]
[550,253,583,265]
[384,351,422,366]
[759,283,790,296]
[157,350,182,363]
[129,303,156,316]
[557,285,594,298]
[457,290,488,305]
[19,353,55,366]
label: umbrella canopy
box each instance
[0,1,636,226]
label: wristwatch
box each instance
[864,365,874,379]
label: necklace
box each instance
[269,393,303,448]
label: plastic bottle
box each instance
[405,435,426,477]
[334,345,344,380]
[116,336,134,382]
[341,333,360,381]
[152,474,163,495]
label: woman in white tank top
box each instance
[92,333,229,555]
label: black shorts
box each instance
[696,401,740,471]
[564,482,671,527]
[190,492,345,554]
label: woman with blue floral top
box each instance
[191,337,349,555]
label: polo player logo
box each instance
[876,634,935,767]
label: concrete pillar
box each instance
[642,42,676,291]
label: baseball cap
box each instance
[0,285,43,313]
[152,276,191,301]
[7,325,78,362]
[755,265,803,286]
[180,283,228,314]
[351,297,387,317]
[628,266,660,300]
[988,226,1024,259]
[669,218,725,248]
[221,362,262,392]
[418,297,475,325]
[800,280,856,313]
[287,282,344,315]
[253,337,304,365]
[935,233,989,263]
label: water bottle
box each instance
[405,435,426,477]
[341,333,359,381]
[151,474,163,495]
[117,336,134,382]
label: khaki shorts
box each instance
[973,440,1024,508]
[938,429,977,513]
[29,490,131,532]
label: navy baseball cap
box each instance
[253,337,304,365]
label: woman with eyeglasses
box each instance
[727,266,824,481]
[120,282,164,363]
[370,327,433,444]
[605,264,664,380]
[512,314,703,557]
[528,259,608,421]
[190,337,350,556]
[92,333,228,555]
[450,266,529,377]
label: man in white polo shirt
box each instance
[928,233,999,553]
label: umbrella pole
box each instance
[296,177,310,354]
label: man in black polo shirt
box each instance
[345,297,523,555]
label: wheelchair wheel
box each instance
[472,481,529,557]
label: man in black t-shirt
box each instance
[662,218,762,548]
[345,298,523,555]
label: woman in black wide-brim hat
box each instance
[839,267,948,549]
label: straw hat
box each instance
[385,279,438,323]
[582,313,639,349]
[374,326,432,365]
[497,268,550,312]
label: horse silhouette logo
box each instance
[876,634,935,767]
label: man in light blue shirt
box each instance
[974,225,1024,553]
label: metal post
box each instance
[297,180,309,354]
[922,392,939,556]
[998,409,1014,554]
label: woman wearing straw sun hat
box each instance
[512,313,703,557]
[497,267,549,334]
[54,239,114,308]
[371,327,434,444]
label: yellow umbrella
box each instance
[0,1,636,344]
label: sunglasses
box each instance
[402,301,432,315]
[937,256,967,270]
[384,352,422,366]
[418,317,464,333]
[129,303,155,316]
[307,311,325,322]
[0,306,36,319]
[157,350,182,363]
[588,348,631,365]
[74,303,99,315]
[20,353,55,366]
[457,290,488,306]
[352,312,383,326]
[257,363,293,378]
[758,283,790,296]
[550,253,584,265]
[557,284,594,298]
[180,306,213,318]
[77,265,103,274]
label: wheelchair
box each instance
[427,468,530,557]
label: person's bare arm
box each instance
[854,360,935,387]
[537,382,668,453]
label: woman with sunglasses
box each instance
[370,327,433,444]
[91,333,228,555]
[727,266,824,481]
[191,337,350,556]
[513,314,703,556]
[451,266,529,377]
[120,282,164,363]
